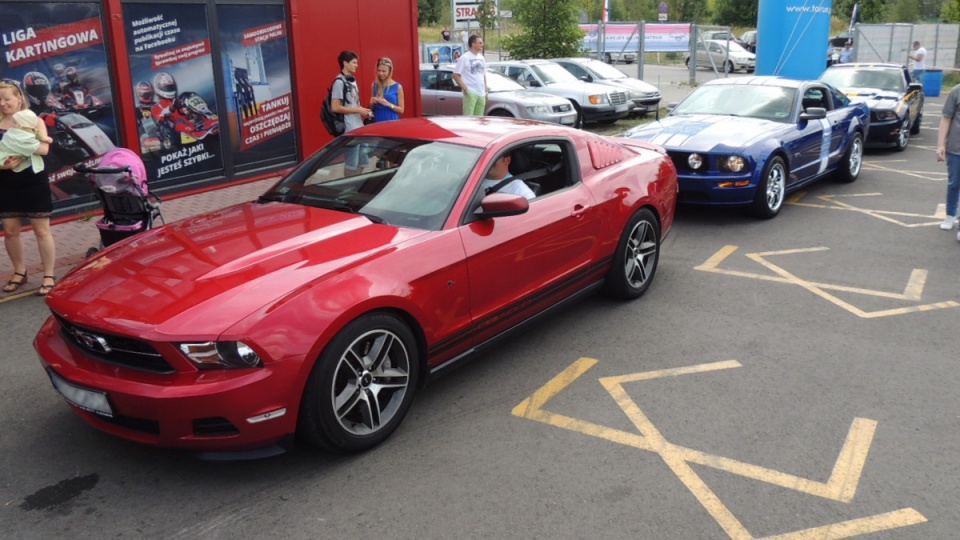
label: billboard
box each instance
[580,23,691,54]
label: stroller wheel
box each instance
[86,247,99,258]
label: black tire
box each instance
[85,247,98,258]
[835,131,863,183]
[750,155,787,219]
[910,112,922,135]
[488,109,514,118]
[604,53,612,63]
[894,119,910,151]
[298,312,418,453]
[570,101,584,129]
[603,208,660,299]
[685,57,691,68]
[724,60,734,74]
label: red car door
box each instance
[460,183,601,345]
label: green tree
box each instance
[886,0,921,22]
[418,0,443,26]
[502,0,586,58]
[832,0,886,23]
[475,0,499,41]
[943,0,960,22]
[713,0,758,27]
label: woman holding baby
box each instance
[0,80,56,296]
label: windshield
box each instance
[583,60,627,80]
[672,84,798,122]
[260,137,482,230]
[531,63,579,85]
[486,71,525,92]
[820,69,903,93]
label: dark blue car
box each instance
[624,76,870,218]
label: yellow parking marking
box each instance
[696,245,959,318]
[788,192,948,227]
[860,160,946,181]
[513,359,928,539]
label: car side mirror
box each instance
[475,193,529,219]
[908,82,923,91]
[799,107,827,121]
[580,75,592,83]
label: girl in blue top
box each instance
[370,58,404,122]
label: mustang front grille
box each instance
[54,313,175,374]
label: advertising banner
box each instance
[0,2,120,201]
[123,3,224,184]
[756,0,832,79]
[422,42,465,65]
[580,23,691,54]
[217,5,296,168]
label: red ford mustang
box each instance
[35,117,678,456]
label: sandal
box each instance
[38,275,55,296]
[3,272,27,293]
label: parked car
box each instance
[488,59,633,127]
[829,30,851,48]
[552,57,662,115]
[35,116,678,456]
[685,40,756,73]
[596,50,636,64]
[740,30,757,53]
[624,76,869,219]
[819,63,923,151]
[419,64,577,126]
[700,30,742,46]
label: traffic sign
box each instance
[659,2,668,14]
[658,13,668,21]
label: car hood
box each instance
[626,114,783,152]
[545,79,617,96]
[47,202,428,338]
[492,89,571,106]
[836,87,901,109]
[605,78,660,94]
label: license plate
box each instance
[48,370,113,417]
[616,103,630,113]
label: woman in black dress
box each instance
[0,80,55,295]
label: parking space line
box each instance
[788,192,947,227]
[696,245,959,318]
[513,359,928,538]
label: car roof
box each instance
[489,59,554,66]
[352,116,567,149]
[824,62,906,70]
[700,76,808,89]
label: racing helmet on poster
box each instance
[53,63,66,78]
[174,91,215,119]
[65,66,79,83]
[22,71,51,105]
[135,81,155,104]
[153,72,177,100]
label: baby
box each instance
[0,109,52,173]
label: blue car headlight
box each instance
[688,153,704,170]
[872,110,898,122]
[720,155,746,172]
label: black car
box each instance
[819,63,924,151]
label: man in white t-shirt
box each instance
[453,35,488,116]
[481,154,535,200]
[909,41,927,83]
[331,50,373,175]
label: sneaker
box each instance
[941,215,956,230]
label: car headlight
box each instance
[179,341,263,369]
[720,155,746,172]
[688,153,704,170]
[526,105,552,114]
[873,110,898,121]
[588,94,610,105]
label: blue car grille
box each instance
[54,312,174,374]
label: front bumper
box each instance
[582,101,633,122]
[35,316,302,453]
[865,116,906,147]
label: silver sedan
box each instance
[420,65,578,126]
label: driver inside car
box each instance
[481,153,535,200]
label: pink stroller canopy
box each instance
[94,147,149,195]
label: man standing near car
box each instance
[453,35,488,116]
[936,83,960,238]
[909,41,927,83]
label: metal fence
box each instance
[852,23,960,69]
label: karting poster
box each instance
[217,5,296,168]
[123,3,223,184]
[0,2,120,201]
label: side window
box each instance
[420,71,437,90]
[831,87,850,108]
[802,88,828,111]
[438,71,459,92]
[565,64,587,80]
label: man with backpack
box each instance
[331,50,373,175]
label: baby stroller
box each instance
[74,147,164,257]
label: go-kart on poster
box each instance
[123,3,223,184]
[217,5,296,168]
[0,2,120,201]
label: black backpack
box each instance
[321,75,347,136]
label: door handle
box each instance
[571,204,588,218]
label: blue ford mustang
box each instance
[624,76,870,218]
